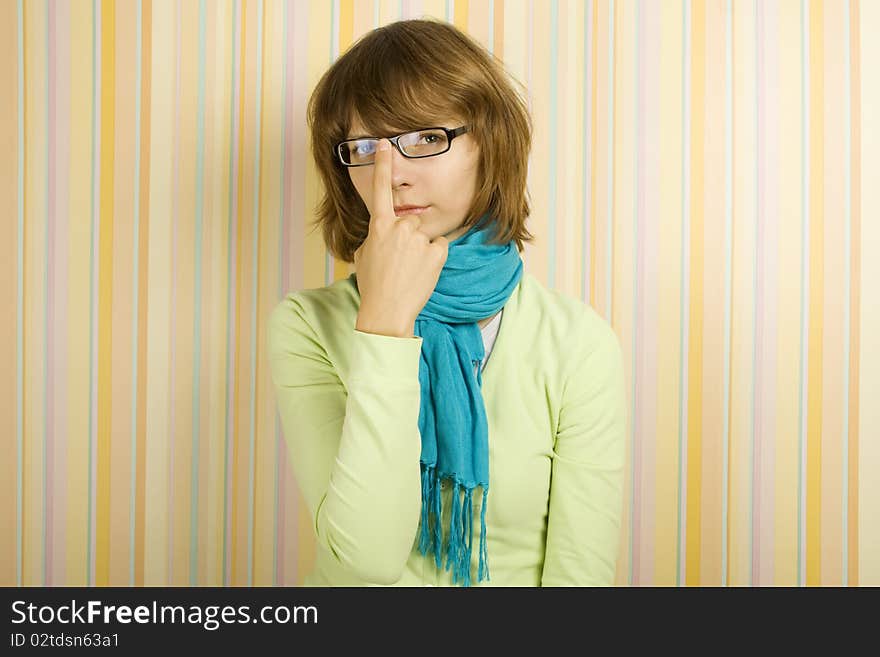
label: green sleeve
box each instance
[267,295,424,584]
[541,317,628,586]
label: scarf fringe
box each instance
[418,464,490,587]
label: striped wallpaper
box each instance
[1,0,877,587]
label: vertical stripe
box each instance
[584,0,594,306]
[700,0,726,586]
[847,0,860,587]
[16,0,25,587]
[819,0,845,586]
[547,0,557,288]
[96,0,115,588]
[273,0,292,587]
[134,0,152,587]
[722,0,733,587]
[606,0,615,325]
[46,0,56,587]
[168,0,179,584]
[655,0,683,587]
[775,0,801,586]
[630,0,642,586]
[753,0,763,585]
[841,0,852,586]
[685,0,704,587]
[131,0,142,587]
[51,0,71,588]
[858,0,878,586]
[88,0,100,587]
[247,0,265,588]
[806,0,824,587]
[190,0,207,586]
[223,0,240,586]
[798,0,809,587]
[324,0,337,288]
[110,0,137,587]
[677,0,691,587]
[0,0,19,586]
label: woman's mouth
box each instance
[394,205,430,216]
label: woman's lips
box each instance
[394,206,429,216]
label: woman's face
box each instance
[345,118,481,242]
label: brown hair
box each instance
[306,17,535,263]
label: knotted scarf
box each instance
[413,214,523,586]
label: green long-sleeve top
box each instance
[267,271,627,586]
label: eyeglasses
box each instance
[335,125,470,167]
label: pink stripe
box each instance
[47,0,56,586]
[402,0,422,20]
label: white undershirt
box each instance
[474,308,503,377]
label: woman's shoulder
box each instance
[516,272,620,355]
[267,274,360,348]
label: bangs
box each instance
[333,43,469,138]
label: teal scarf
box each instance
[414,215,523,586]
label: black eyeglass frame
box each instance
[334,125,470,167]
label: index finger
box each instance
[371,138,395,227]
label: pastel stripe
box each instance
[805,0,824,587]
[678,0,691,587]
[846,0,860,588]
[775,0,802,586]
[722,0,732,587]
[859,0,879,586]
[46,0,57,587]
[134,0,152,587]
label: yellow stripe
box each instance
[333,0,355,285]
[684,0,706,587]
[805,0,824,587]
[454,0,468,30]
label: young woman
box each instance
[268,18,627,587]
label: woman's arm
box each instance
[267,295,423,584]
[541,316,628,586]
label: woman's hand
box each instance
[353,139,449,338]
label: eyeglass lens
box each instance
[340,129,449,165]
